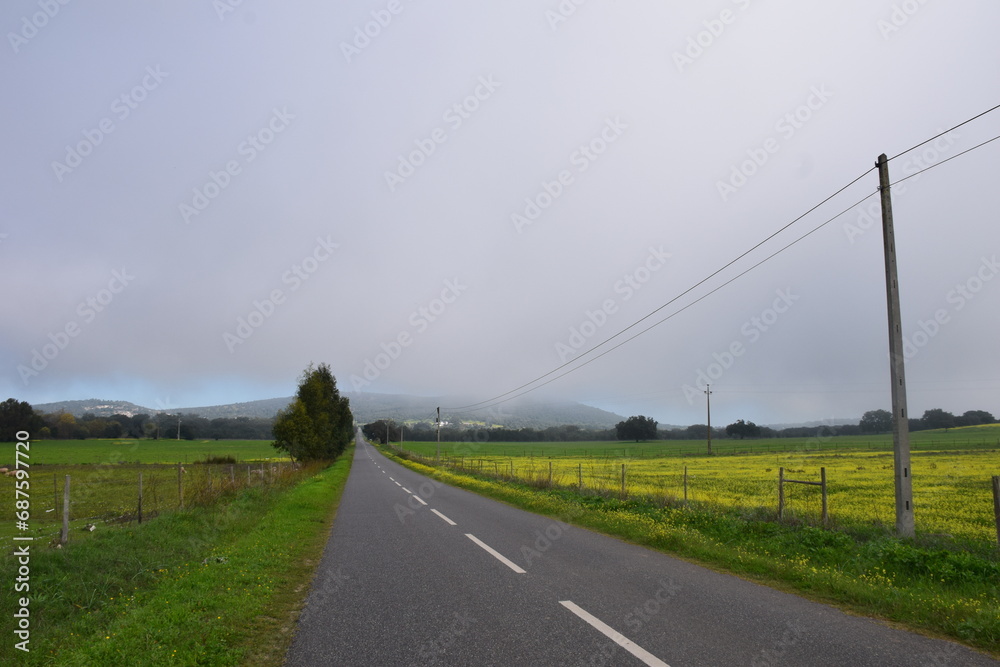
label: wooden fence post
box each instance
[992,476,1000,549]
[247,464,251,485]
[821,467,828,526]
[621,463,626,499]
[229,465,235,487]
[548,461,553,487]
[178,462,184,509]
[54,474,58,516]
[138,472,143,524]
[778,467,785,520]
[61,475,70,545]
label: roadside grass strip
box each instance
[1,451,353,666]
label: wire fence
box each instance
[2,461,304,548]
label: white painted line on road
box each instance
[411,495,428,506]
[431,509,456,526]
[389,477,394,481]
[394,482,402,487]
[559,601,670,667]
[465,534,526,574]
[401,487,413,494]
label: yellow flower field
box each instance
[440,449,1000,543]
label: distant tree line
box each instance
[362,419,619,444]
[0,398,274,441]
[360,406,997,444]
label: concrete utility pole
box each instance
[436,407,441,461]
[176,415,181,440]
[877,153,915,538]
[705,385,713,455]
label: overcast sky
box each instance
[2,0,998,427]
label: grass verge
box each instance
[380,446,1000,657]
[2,448,353,665]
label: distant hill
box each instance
[32,393,627,429]
[32,399,154,417]
[764,418,858,430]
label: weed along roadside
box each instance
[0,449,353,666]
[378,444,1000,657]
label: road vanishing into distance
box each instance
[285,436,999,666]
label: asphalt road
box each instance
[284,436,999,666]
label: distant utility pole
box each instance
[878,152,915,538]
[176,415,181,441]
[436,407,441,461]
[385,421,389,446]
[705,385,713,455]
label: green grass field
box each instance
[396,425,1000,459]
[0,438,285,465]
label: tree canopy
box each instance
[0,399,43,441]
[615,415,657,442]
[272,363,353,461]
[725,419,761,439]
[859,409,893,433]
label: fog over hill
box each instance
[31,393,630,429]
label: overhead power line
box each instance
[889,133,1000,188]
[888,102,1000,161]
[443,167,876,413]
[444,108,999,417]
[447,189,880,415]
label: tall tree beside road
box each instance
[273,364,353,461]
